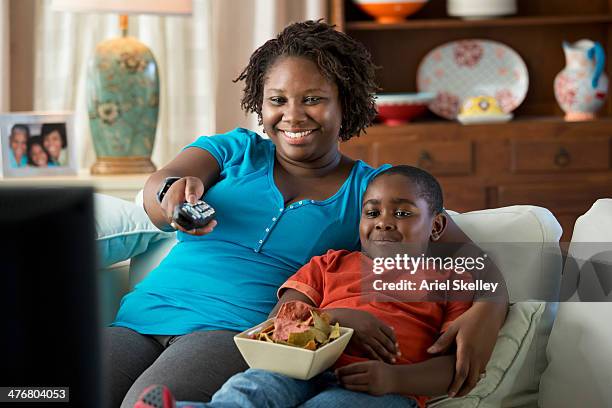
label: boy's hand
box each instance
[327,309,399,363]
[336,360,397,396]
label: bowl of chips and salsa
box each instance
[234,301,354,380]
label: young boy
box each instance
[136,165,473,408]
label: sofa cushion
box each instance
[430,206,562,407]
[94,193,175,268]
[538,199,612,407]
[429,302,546,408]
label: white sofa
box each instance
[96,196,612,408]
[538,199,612,407]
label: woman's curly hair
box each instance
[234,20,379,141]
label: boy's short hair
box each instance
[370,165,444,215]
[235,19,379,141]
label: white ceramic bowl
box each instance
[457,112,513,125]
[448,0,516,19]
[234,318,354,380]
[375,92,436,105]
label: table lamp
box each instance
[51,0,192,174]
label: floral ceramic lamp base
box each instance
[91,156,156,174]
[88,35,159,175]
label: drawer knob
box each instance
[418,151,434,168]
[554,147,571,168]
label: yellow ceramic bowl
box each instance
[457,96,512,124]
[460,95,504,115]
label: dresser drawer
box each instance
[372,139,473,175]
[497,183,611,214]
[440,182,486,212]
[497,182,612,242]
[511,139,610,173]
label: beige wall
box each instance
[9,0,35,111]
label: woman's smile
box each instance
[277,128,319,145]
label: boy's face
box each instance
[30,144,49,167]
[262,56,342,165]
[359,174,445,258]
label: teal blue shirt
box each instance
[9,150,27,168]
[113,128,389,334]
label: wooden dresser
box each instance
[340,118,612,242]
[331,0,612,241]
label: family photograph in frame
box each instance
[0,111,78,177]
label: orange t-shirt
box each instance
[279,249,472,407]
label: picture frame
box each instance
[0,111,78,177]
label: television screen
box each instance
[0,187,101,407]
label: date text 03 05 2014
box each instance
[0,387,69,402]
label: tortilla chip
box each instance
[252,301,341,350]
[288,329,316,347]
[329,323,340,340]
[309,327,327,343]
[304,339,317,351]
[311,310,331,336]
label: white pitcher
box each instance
[554,39,608,121]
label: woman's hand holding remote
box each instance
[159,176,217,236]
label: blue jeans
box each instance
[176,368,418,408]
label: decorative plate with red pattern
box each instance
[417,39,529,120]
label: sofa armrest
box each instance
[129,238,177,288]
[98,260,130,326]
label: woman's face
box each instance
[43,130,63,159]
[10,131,28,157]
[262,56,342,165]
[30,144,49,167]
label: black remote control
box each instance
[173,200,216,230]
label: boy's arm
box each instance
[390,355,456,396]
[268,288,316,318]
[336,355,456,397]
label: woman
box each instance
[40,123,68,166]
[106,20,507,408]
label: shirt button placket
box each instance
[257,208,285,252]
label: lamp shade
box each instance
[51,0,192,16]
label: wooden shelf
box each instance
[345,14,612,31]
[0,170,149,201]
[365,116,612,133]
